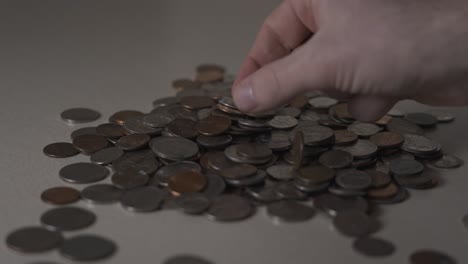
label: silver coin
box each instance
[268,115,299,130]
[308,96,338,109]
[59,235,116,262]
[207,152,236,171]
[290,124,334,146]
[152,104,198,121]
[152,96,180,108]
[217,96,238,109]
[267,130,292,151]
[123,116,162,136]
[427,110,455,122]
[151,161,201,187]
[387,108,404,117]
[150,136,199,161]
[275,181,308,200]
[347,122,382,137]
[429,154,463,169]
[111,169,149,189]
[319,149,353,169]
[238,119,269,128]
[163,254,214,264]
[314,194,368,217]
[81,184,124,204]
[299,110,321,122]
[196,134,232,148]
[175,193,211,215]
[143,112,176,128]
[224,170,267,187]
[266,164,295,180]
[90,147,124,165]
[405,112,438,127]
[328,184,367,197]
[380,151,415,165]
[267,200,315,222]
[224,145,272,165]
[40,207,96,231]
[294,179,330,193]
[207,194,253,222]
[386,117,424,135]
[112,151,160,175]
[246,184,281,203]
[6,226,63,253]
[61,108,101,124]
[201,172,226,199]
[336,169,372,190]
[59,162,109,184]
[276,107,301,118]
[338,140,378,159]
[120,186,164,212]
[389,159,424,176]
[401,134,439,154]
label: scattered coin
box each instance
[334,130,358,145]
[168,171,207,196]
[109,110,144,125]
[196,134,232,149]
[338,140,378,159]
[333,210,377,237]
[353,236,395,257]
[90,147,124,165]
[59,162,109,184]
[111,169,149,189]
[96,123,127,138]
[220,164,257,180]
[405,112,438,127]
[123,116,161,136]
[59,235,116,261]
[41,187,80,205]
[429,154,463,169]
[6,226,63,253]
[409,249,456,264]
[267,200,315,222]
[386,118,424,135]
[81,184,124,204]
[389,159,424,176]
[366,170,392,188]
[40,207,96,231]
[43,142,79,158]
[120,186,164,212]
[150,136,199,161]
[369,131,404,148]
[61,108,100,124]
[72,134,109,154]
[196,115,231,136]
[336,169,372,190]
[309,96,338,109]
[314,194,368,217]
[427,110,455,122]
[116,133,150,151]
[348,123,381,137]
[163,254,214,264]
[207,194,253,221]
[180,95,215,110]
[266,164,295,181]
[268,115,299,130]
[297,165,335,185]
[291,131,304,170]
[70,126,99,139]
[319,150,353,169]
[175,193,211,215]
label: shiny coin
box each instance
[43,142,79,158]
[236,143,272,160]
[6,227,63,253]
[163,254,214,264]
[61,108,100,124]
[70,126,98,139]
[90,147,124,165]
[334,130,358,145]
[109,110,144,125]
[389,159,424,176]
[338,140,378,159]
[348,123,381,137]
[220,164,257,180]
[111,169,149,189]
[196,115,231,136]
[266,164,295,180]
[202,171,226,198]
[59,162,109,184]
[180,95,215,110]
[167,118,199,139]
[291,131,304,170]
[267,200,315,222]
[336,169,372,190]
[366,170,392,188]
[352,237,396,257]
[116,133,150,151]
[405,112,438,127]
[409,250,456,264]
[314,194,368,217]
[308,96,338,109]
[96,123,127,138]
[150,136,199,161]
[123,116,161,136]
[72,134,108,154]
[268,115,298,130]
[59,235,116,261]
[369,131,404,148]
[333,210,376,237]
[120,186,164,212]
[175,193,211,215]
[207,194,253,221]
[429,154,463,169]
[40,207,96,231]
[196,134,232,148]
[319,150,353,169]
[297,165,335,185]
[168,171,207,195]
[386,117,424,135]
[152,161,201,187]
[81,184,124,204]
[427,110,455,122]
[41,187,80,205]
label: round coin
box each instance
[70,126,98,140]
[150,136,199,161]
[175,193,211,215]
[41,187,80,205]
[96,123,127,138]
[202,172,226,199]
[338,140,378,159]
[168,171,207,195]
[333,210,376,237]
[334,130,358,145]
[167,118,199,139]
[410,250,456,264]
[109,110,144,125]
[336,169,372,190]
[196,134,232,148]
[220,164,257,180]
[366,170,392,188]
[59,235,116,261]
[120,186,164,212]
[268,115,299,130]
[111,169,149,189]
[207,194,253,222]
[143,112,176,128]
[353,237,396,257]
[40,207,96,231]
[429,154,463,169]
[367,183,399,199]
[348,123,381,137]
[123,116,161,136]
[297,165,335,185]
[59,162,109,184]
[6,226,63,253]
[267,200,315,222]
[308,96,338,109]
[116,133,150,151]
[405,112,438,127]
[236,143,272,160]
[314,194,368,217]
[72,134,109,154]
[196,115,231,136]
[81,184,124,204]
[90,147,124,165]
[43,142,79,158]
[369,131,404,148]
[266,164,295,181]
[152,161,201,187]
[389,159,424,176]
[180,96,215,110]
[427,110,455,122]
[319,150,353,169]
[386,118,424,135]
[61,108,100,124]
[163,254,214,264]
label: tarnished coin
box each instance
[309,96,338,109]
[291,130,304,170]
[196,66,225,83]
[374,115,393,126]
[72,134,109,155]
[59,162,109,184]
[297,165,335,185]
[109,110,144,125]
[150,136,199,161]
[196,115,231,136]
[225,145,272,165]
[224,170,267,187]
[152,96,180,108]
[41,187,80,205]
[81,184,124,204]
[410,250,456,264]
[366,170,392,188]
[319,150,353,169]
[207,151,236,171]
[333,210,376,237]
[348,123,381,137]
[6,227,63,253]
[70,126,99,140]
[367,183,399,199]
[405,112,438,127]
[338,140,378,159]
[386,117,424,135]
[59,235,116,261]
[274,181,308,200]
[333,103,353,120]
[369,131,404,148]
[180,96,215,110]
[429,154,463,169]
[112,151,160,175]
[268,115,299,130]
[40,207,96,231]
[152,161,201,187]
[175,193,211,215]
[196,134,232,148]
[220,164,257,180]
[314,194,368,217]
[267,130,292,151]
[207,194,253,222]
[387,108,404,117]
[172,78,200,90]
[427,110,455,122]
[123,116,161,136]
[236,143,272,160]
[96,123,127,138]
[353,237,396,257]
[90,147,124,165]
[116,133,150,151]
[300,110,321,122]
[267,200,315,222]
[334,130,358,145]
[336,169,372,190]
[266,164,295,180]
[291,124,334,146]
[168,171,207,196]
[167,118,199,139]
[278,107,302,118]
[163,254,214,264]
[120,186,164,212]
[111,169,149,189]
[61,108,100,124]
[289,95,309,108]
[143,112,175,128]
[389,159,424,176]
[43,142,79,158]
[328,184,366,197]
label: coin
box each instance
[109,110,144,125]
[180,96,214,110]
[409,250,456,264]
[172,78,201,90]
[334,130,358,145]
[268,115,299,130]
[111,168,149,189]
[314,194,368,217]
[386,117,424,135]
[207,151,236,171]
[70,126,99,139]
[90,147,124,165]
[225,145,272,165]
[427,110,455,122]
[72,134,109,154]
[366,170,392,188]
[207,194,253,221]
[120,186,164,212]
[59,235,116,261]
[81,184,124,204]
[202,172,226,198]
[168,171,207,196]
[41,187,80,205]
[267,130,292,151]
[167,118,199,139]
[196,115,231,136]
[367,183,399,199]
[278,107,301,118]
[290,124,334,146]
[152,96,180,108]
[116,133,150,151]
[266,164,295,180]
[288,95,309,108]
[59,162,109,184]
[308,96,338,109]
[96,123,127,138]
[175,193,211,215]
[61,108,100,124]
[163,254,214,264]
[224,170,267,187]
[352,237,395,257]
[369,131,404,148]
[338,140,378,159]
[389,159,424,176]
[112,151,160,175]
[291,130,304,170]
[220,164,257,179]
[143,112,176,128]
[267,200,315,222]
[123,116,161,136]
[333,103,353,120]
[152,161,201,187]
[40,207,96,231]
[236,143,272,160]
[150,136,199,161]
[6,227,63,253]
[429,154,463,169]
[297,165,335,185]
[333,210,376,237]
[336,169,372,190]
[43,142,79,158]
[319,150,353,169]
[387,108,404,117]
[275,181,307,200]
[348,123,381,137]
[196,134,232,148]
[405,112,438,127]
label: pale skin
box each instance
[232,0,468,122]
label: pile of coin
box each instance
[5,63,463,264]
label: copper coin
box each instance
[297,165,335,185]
[410,250,456,264]
[319,150,353,169]
[288,95,309,108]
[236,143,272,160]
[168,171,207,196]
[172,78,200,90]
[334,130,358,145]
[41,187,81,205]
[109,110,144,125]
[43,142,79,158]
[291,130,304,170]
[167,118,199,139]
[366,170,392,188]
[370,132,404,148]
[219,164,257,180]
[72,134,109,155]
[196,115,231,136]
[96,123,127,138]
[196,63,225,74]
[180,96,215,110]
[374,115,393,126]
[70,126,99,140]
[333,103,353,120]
[116,133,150,151]
[367,182,399,199]
[61,108,101,124]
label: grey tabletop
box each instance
[1,1,468,264]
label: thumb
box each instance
[232,39,333,113]
[348,94,398,122]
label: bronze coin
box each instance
[180,96,215,110]
[167,118,199,139]
[96,123,127,139]
[196,70,224,83]
[410,250,456,264]
[196,115,231,136]
[319,150,353,169]
[196,63,226,74]
[236,143,272,160]
[116,133,150,151]
[72,134,109,155]
[374,115,393,126]
[288,95,309,109]
[334,130,358,145]
[220,164,257,180]
[366,170,392,188]
[172,78,200,90]
[41,187,80,205]
[291,131,304,170]
[333,103,353,120]
[367,183,399,199]
[168,171,207,196]
[297,165,335,185]
[370,132,404,148]
[109,110,144,125]
[43,142,79,158]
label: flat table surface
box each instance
[1,1,468,264]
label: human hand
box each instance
[232,0,468,121]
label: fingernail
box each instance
[233,81,257,112]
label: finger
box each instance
[348,95,399,122]
[234,0,316,86]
